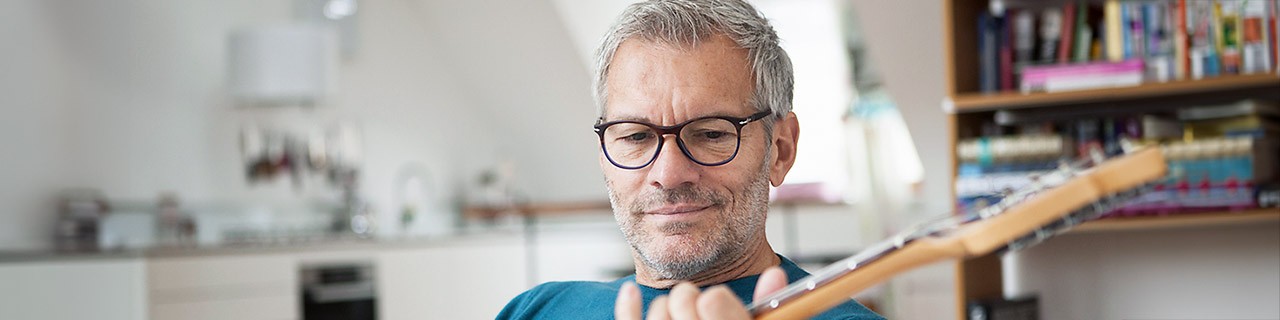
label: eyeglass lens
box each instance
[600,118,740,168]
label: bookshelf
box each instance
[948,73,1280,112]
[942,0,1280,319]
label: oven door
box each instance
[302,263,376,320]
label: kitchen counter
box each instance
[0,232,525,263]
[0,248,144,264]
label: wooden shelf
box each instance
[1068,208,1280,234]
[947,73,1280,113]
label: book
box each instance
[1177,99,1280,121]
[1059,2,1077,63]
[1145,2,1175,82]
[1020,59,1144,93]
[956,135,1066,166]
[1073,1,1095,62]
[1272,0,1279,73]
[1014,10,1036,64]
[1128,2,1146,59]
[1105,0,1124,61]
[1040,8,1063,62]
[1189,0,1221,79]
[1218,0,1243,74]
[1001,9,1016,91]
[1241,0,1273,74]
[979,11,1001,93]
[1174,0,1189,80]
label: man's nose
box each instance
[647,136,700,189]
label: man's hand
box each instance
[615,267,789,320]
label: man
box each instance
[499,1,883,319]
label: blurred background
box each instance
[1,0,1276,319]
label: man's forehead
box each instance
[603,36,756,123]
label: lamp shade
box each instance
[228,24,338,106]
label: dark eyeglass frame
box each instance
[593,110,772,170]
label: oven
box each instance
[301,262,377,320]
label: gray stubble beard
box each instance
[607,159,772,281]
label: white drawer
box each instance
[147,254,295,291]
[150,295,295,320]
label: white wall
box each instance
[843,1,955,319]
[410,0,606,203]
[0,0,506,249]
[0,0,75,250]
[1008,224,1280,320]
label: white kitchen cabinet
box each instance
[0,234,554,320]
[0,258,146,320]
[147,253,297,320]
[377,238,528,320]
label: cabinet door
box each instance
[0,258,146,320]
[147,254,296,320]
[377,240,527,320]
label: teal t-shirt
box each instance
[497,255,884,319]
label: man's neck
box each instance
[633,237,780,289]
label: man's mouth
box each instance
[645,204,713,215]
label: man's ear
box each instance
[768,112,799,187]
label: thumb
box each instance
[615,282,642,320]
[753,266,788,302]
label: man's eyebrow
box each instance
[603,112,743,123]
[605,115,653,123]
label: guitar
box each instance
[749,146,1169,319]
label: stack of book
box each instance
[955,100,1278,217]
[977,0,1280,94]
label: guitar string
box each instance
[746,146,1156,314]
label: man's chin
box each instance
[640,252,716,279]
[640,239,715,266]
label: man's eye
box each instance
[624,132,652,141]
[702,131,727,139]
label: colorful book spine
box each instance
[1241,0,1273,73]
[1272,0,1279,73]
[1014,10,1036,64]
[1106,0,1124,61]
[1001,9,1015,91]
[1074,1,1094,62]
[956,135,1066,166]
[1130,2,1147,58]
[979,12,1000,93]
[1219,0,1243,74]
[1175,0,1189,79]
[1059,2,1077,63]
[1140,2,1166,82]
[1040,8,1063,62]
[1189,0,1221,79]
[974,0,1279,91]
[1021,59,1144,93]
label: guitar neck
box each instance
[750,147,1168,319]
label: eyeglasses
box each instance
[594,111,772,170]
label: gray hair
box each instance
[593,0,794,126]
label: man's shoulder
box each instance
[497,279,627,320]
